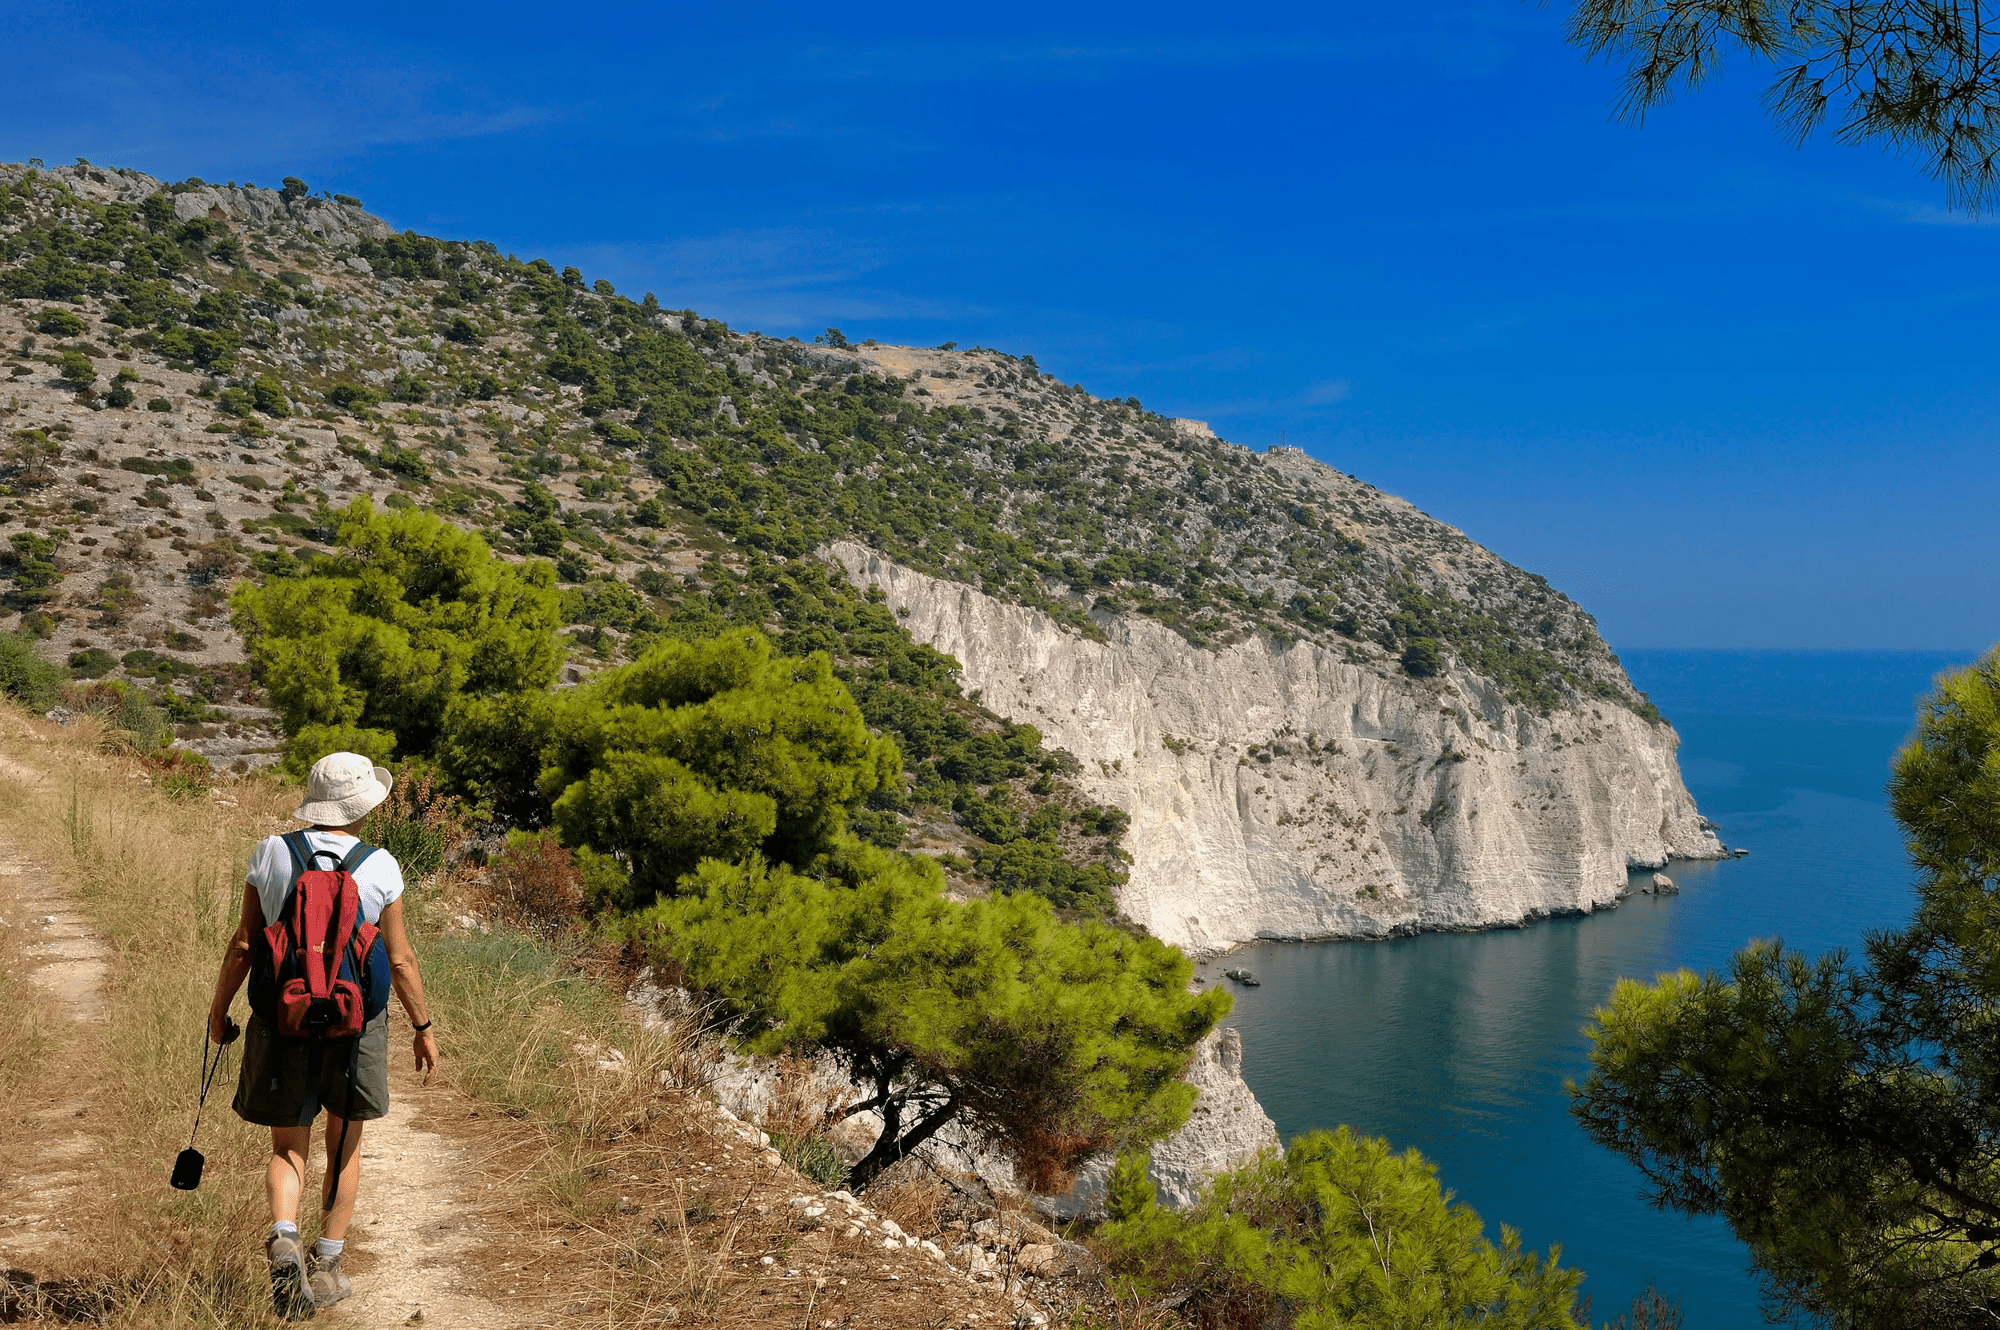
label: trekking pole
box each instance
[170,1017,239,1190]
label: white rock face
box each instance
[829,542,1720,953]
[1047,1026,1278,1216]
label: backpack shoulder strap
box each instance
[284,831,346,877]
[279,831,313,884]
[337,842,377,875]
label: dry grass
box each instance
[0,885,57,1094]
[0,707,1058,1328]
[0,707,300,1326]
[869,1172,952,1241]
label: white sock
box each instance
[271,1221,299,1241]
[314,1237,344,1259]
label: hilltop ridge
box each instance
[0,160,1654,711]
[0,159,1714,944]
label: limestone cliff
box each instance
[831,540,1720,953]
[1046,1027,1278,1216]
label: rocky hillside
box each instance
[0,160,1718,942]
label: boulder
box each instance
[1014,1243,1058,1274]
[1649,872,1678,895]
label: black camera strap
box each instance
[188,1026,232,1150]
[172,1021,236,1191]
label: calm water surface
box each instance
[1209,650,1977,1327]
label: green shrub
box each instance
[119,456,195,478]
[56,349,94,386]
[76,681,172,752]
[250,374,290,417]
[0,633,62,710]
[369,809,446,876]
[66,647,114,679]
[973,836,1122,915]
[4,532,64,610]
[524,519,564,555]
[432,690,561,826]
[1103,1129,1586,1328]
[326,382,379,411]
[36,308,84,337]
[377,442,430,482]
[161,772,205,801]
[1402,637,1444,678]
[146,397,172,413]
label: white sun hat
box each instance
[293,751,395,826]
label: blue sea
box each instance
[1209,649,1979,1328]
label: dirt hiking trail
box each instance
[0,746,527,1328]
[0,754,110,1269]
[335,1067,531,1330]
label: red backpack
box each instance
[249,835,383,1039]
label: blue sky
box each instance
[6,2,1994,650]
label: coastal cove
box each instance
[1208,649,1975,1328]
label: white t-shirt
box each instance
[246,831,406,927]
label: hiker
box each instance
[205,752,439,1317]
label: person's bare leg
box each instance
[267,1127,310,1225]
[319,1113,364,1240]
[265,1127,313,1315]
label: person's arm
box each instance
[375,896,437,1082]
[209,882,260,1042]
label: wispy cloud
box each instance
[552,226,996,333]
[1865,197,2000,227]
[785,26,1518,87]
[0,25,565,171]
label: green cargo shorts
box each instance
[231,1009,391,1128]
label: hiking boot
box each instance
[306,1249,353,1308]
[266,1229,314,1321]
